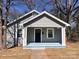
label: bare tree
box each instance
[54,0,79,40]
[21,0,36,12]
[0,0,3,49]
[1,0,23,49]
[55,0,79,22]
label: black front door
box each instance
[35,29,41,42]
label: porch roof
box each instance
[22,11,70,27]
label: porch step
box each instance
[25,43,66,49]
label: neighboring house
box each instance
[7,10,70,48]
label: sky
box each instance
[11,0,79,13]
[2,0,79,13]
[9,0,54,13]
[2,0,79,19]
[2,0,79,28]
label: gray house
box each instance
[7,10,70,49]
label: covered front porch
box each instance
[22,27,66,48]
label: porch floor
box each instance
[26,43,65,49]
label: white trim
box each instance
[23,28,25,46]
[15,24,18,45]
[7,10,39,26]
[43,11,70,26]
[61,27,66,46]
[22,11,70,26]
[34,28,42,43]
[47,28,54,39]
[23,27,27,47]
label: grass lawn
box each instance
[0,39,79,59]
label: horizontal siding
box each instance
[27,27,62,44]
[42,27,61,43]
[27,17,62,27]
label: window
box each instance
[47,28,54,39]
[18,29,22,38]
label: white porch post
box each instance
[15,24,18,46]
[61,27,66,46]
[23,27,27,47]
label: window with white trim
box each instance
[47,28,54,39]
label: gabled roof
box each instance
[7,10,39,27]
[22,11,70,27]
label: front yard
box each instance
[0,39,79,59]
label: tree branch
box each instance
[55,0,67,15]
[72,6,79,11]
[73,0,79,7]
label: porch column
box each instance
[13,24,18,46]
[61,27,66,46]
[23,27,27,47]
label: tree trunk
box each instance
[0,19,3,49]
[3,24,6,48]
